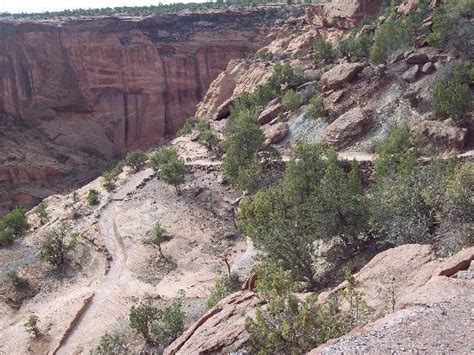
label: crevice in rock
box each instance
[438,255,474,278]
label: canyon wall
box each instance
[0,11,275,156]
[0,9,279,214]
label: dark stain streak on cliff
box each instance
[0,8,280,213]
[123,92,129,147]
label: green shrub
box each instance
[246,295,347,353]
[39,226,79,267]
[195,121,219,150]
[102,170,117,191]
[206,276,237,309]
[336,32,373,60]
[0,208,29,246]
[373,124,414,178]
[436,162,474,254]
[370,127,473,252]
[24,315,40,337]
[87,189,100,206]
[282,89,301,112]
[125,151,147,172]
[369,10,428,63]
[267,63,303,93]
[253,258,296,298]
[306,95,326,119]
[433,62,472,124]
[177,117,198,136]
[238,144,368,289]
[222,105,265,191]
[313,35,336,63]
[100,161,124,192]
[149,148,186,195]
[34,203,50,225]
[246,271,371,353]
[95,332,128,354]
[231,63,302,115]
[143,222,168,259]
[255,49,272,61]
[129,298,184,345]
[427,0,474,56]
[5,270,27,290]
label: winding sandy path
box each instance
[55,171,157,354]
[55,205,130,354]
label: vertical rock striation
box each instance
[0,11,276,156]
[0,9,278,213]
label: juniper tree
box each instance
[149,148,186,195]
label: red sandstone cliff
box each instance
[0,11,275,156]
[0,9,281,213]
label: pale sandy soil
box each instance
[0,138,246,354]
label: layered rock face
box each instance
[0,10,277,213]
[0,115,103,215]
[0,11,274,155]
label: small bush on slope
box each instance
[306,95,326,119]
[142,222,168,259]
[313,35,336,64]
[0,208,29,246]
[87,189,100,206]
[222,104,265,191]
[369,125,473,254]
[428,0,474,57]
[369,6,428,63]
[24,315,40,338]
[433,61,472,124]
[129,298,184,345]
[282,89,301,112]
[177,117,198,136]
[95,332,128,354]
[125,150,147,172]
[39,225,79,267]
[336,32,373,61]
[206,276,239,309]
[34,202,50,225]
[5,270,28,290]
[195,120,219,150]
[246,271,371,354]
[149,148,186,195]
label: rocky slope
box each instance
[0,114,106,215]
[0,0,472,353]
[165,244,474,354]
[0,138,246,354]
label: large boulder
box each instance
[164,291,263,354]
[213,98,233,121]
[402,65,420,82]
[411,120,467,152]
[258,98,283,125]
[264,122,289,145]
[405,52,430,65]
[321,107,372,150]
[397,0,418,14]
[421,61,435,74]
[320,62,366,89]
[324,0,384,28]
[312,245,474,354]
